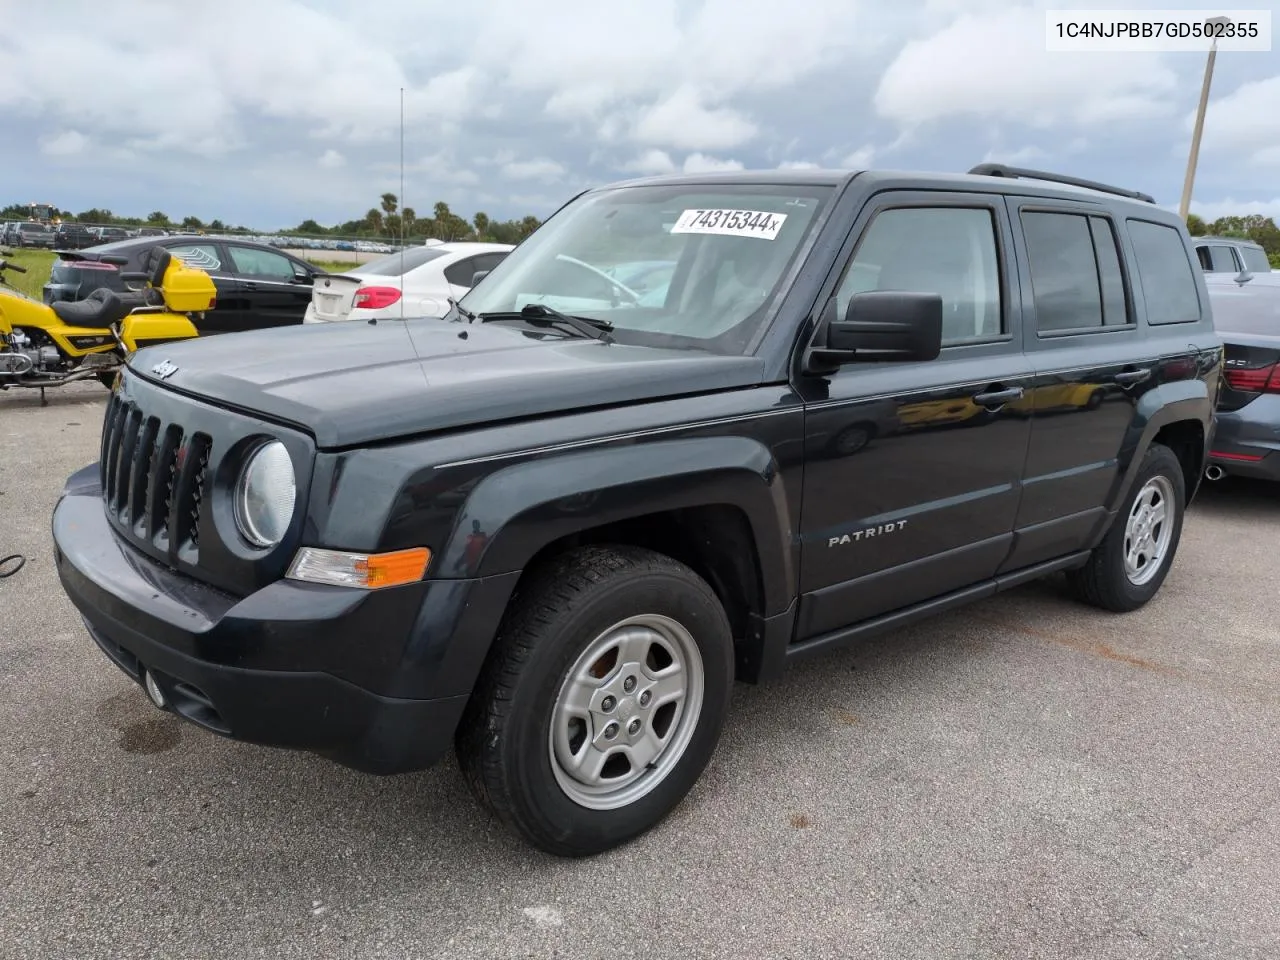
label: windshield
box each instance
[1240,246,1273,274]
[20,223,52,234]
[358,247,449,276]
[460,183,833,353]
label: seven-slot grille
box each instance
[100,392,211,563]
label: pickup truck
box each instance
[52,164,1222,857]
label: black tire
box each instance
[1066,442,1186,612]
[456,544,734,857]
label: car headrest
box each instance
[145,246,173,287]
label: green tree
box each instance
[384,213,403,238]
[380,193,398,218]
[401,207,417,238]
[473,212,491,240]
[1185,213,1207,236]
[209,219,226,232]
[181,215,204,230]
[295,219,326,235]
[146,210,170,226]
[364,208,384,234]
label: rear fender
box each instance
[1101,378,1212,528]
[119,312,199,352]
[0,295,116,356]
[436,436,796,617]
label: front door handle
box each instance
[1113,368,1151,386]
[973,386,1024,408]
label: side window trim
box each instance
[1015,202,1138,340]
[444,255,482,287]
[828,196,1014,350]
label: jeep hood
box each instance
[127,318,765,447]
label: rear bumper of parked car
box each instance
[1207,396,1280,482]
[52,465,517,775]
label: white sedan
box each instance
[303,240,513,323]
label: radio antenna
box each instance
[399,85,406,321]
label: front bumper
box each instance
[1208,396,1280,482]
[53,466,519,774]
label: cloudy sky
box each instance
[1,0,1276,231]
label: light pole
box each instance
[1179,15,1232,222]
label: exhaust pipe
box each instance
[1205,464,1225,481]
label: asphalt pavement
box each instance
[2,382,1278,959]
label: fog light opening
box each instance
[143,669,167,710]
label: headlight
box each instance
[234,440,296,548]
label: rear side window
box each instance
[1020,210,1130,332]
[1126,219,1201,325]
[360,247,448,277]
[1240,246,1272,273]
[1199,245,1239,272]
[168,243,223,271]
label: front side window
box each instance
[1240,246,1273,273]
[836,206,1002,344]
[1205,245,1240,272]
[460,184,834,354]
[229,246,295,280]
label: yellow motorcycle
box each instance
[0,246,212,402]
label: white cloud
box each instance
[981,146,1046,165]
[875,7,1178,128]
[621,149,678,175]
[1189,197,1280,223]
[40,130,88,156]
[632,86,758,151]
[683,153,744,173]
[318,149,345,169]
[778,160,820,170]
[1197,75,1280,167]
[501,158,566,181]
[841,145,876,168]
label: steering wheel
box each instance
[554,254,642,306]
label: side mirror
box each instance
[470,269,490,286]
[292,265,314,284]
[1234,270,1253,286]
[805,291,943,374]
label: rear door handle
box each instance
[1113,368,1151,385]
[973,386,1024,407]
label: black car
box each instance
[53,163,1220,857]
[89,226,131,244]
[62,235,325,333]
[42,257,132,304]
[53,222,98,251]
[1204,281,1280,482]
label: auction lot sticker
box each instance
[671,209,788,240]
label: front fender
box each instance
[436,436,795,616]
[1106,377,1213,516]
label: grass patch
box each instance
[306,259,361,275]
[0,249,55,300]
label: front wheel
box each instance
[456,545,734,857]
[1066,442,1186,612]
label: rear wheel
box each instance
[456,545,734,857]
[1067,443,1185,612]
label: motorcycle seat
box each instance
[51,288,149,328]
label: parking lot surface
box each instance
[2,382,1278,960]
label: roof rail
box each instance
[967,163,1156,205]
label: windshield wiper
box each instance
[479,304,614,343]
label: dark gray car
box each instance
[1206,282,1280,482]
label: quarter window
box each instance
[1021,211,1130,332]
[1240,246,1272,273]
[1126,219,1202,325]
[836,206,1003,344]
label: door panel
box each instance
[1005,198,1155,569]
[227,245,312,328]
[795,193,1032,640]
